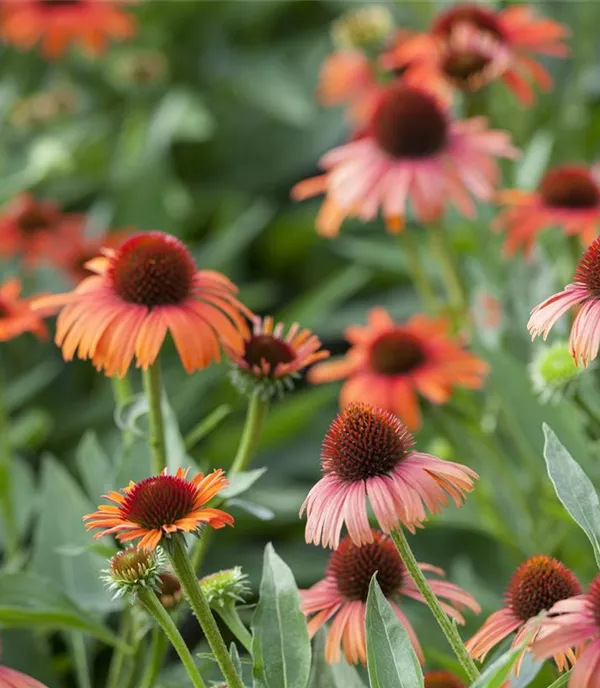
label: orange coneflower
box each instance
[0,665,49,687]
[430,3,569,106]
[84,467,234,551]
[309,307,488,430]
[0,0,135,59]
[0,279,47,342]
[227,316,329,398]
[301,531,480,665]
[32,231,250,377]
[467,555,581,675]
[495,165,600,257]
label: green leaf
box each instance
[252,543,311,688]
[184,404,232,451]
[221,468,267,499]
[75,431,114,500]
[230,642,243,678]
[365,575,424,688]
[546,672,571,688]
[543,424,600,568]
[511,654,543,688]
[308,628,366,688]
[0,572,125,648]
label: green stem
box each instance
[139,627,168,688]
[106,609,133,688]
[168,535,244,688]
[216,606,253,654]
[0,357,18,563]
[111,374,134,450]
[229,394,269,475]
[138,587,207,688]
[142,361,168,475]
[390,528,479,682]
[427,223,467,320]
[69,633,92,688]
[400,231,439,314]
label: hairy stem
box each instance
[142,361,168,474]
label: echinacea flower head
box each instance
[424,671,466,688]
[301,403,478,549]
[83,467,234,551]
[0,279,47,343]
[528,236,600,366]
[301,531,480,665]
[495,165,600,257]
[534,574,600,687]
[309,308,488,430]
[530,341,585,404]
[227,316,329,399]
[430,3,569,106]
[157,572,183,610]
[0,0,136,59]
[101,546,166,600]
[292,83,518,236]
[32,231,250,377]
[0,193,62,266]
[200,566,250,609]
[467,555,581,674]
[0,666,49,688]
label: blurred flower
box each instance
[301,402,478,549]
[200,567,250,609]
[227,316,329,400]
[472,291,503,332]
[10,85,79,129]
[331,5,393,52]
[430,3,569,106]
[424,671,467,688]
[32,231,250,377]
[102,546,166,600]
[382,23,510,98]
[84,467,234,551]
[530,341,585,404]
[495,165,600,257]
[528,236,600,366]
[301,530,480,664]
[112,49,168,88]
[0,665,49,687]
[157,572,183,610]
[309,307,488,430]
[533,574,600,687]
[467,555,581,674]
[0,193,63,267]
[292,84,518,236]
[0,0,136,59]
[0,279,47,342]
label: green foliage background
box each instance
[1,1,600,685]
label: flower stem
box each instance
[0,357,18,563]
[139,627,168,688]
[167,535,244,688]
[229,394,269,475]
[390,528,480,682]
[216,606,253,654]
[142,361,168,475]
[400,231,440,314]
[138,587,207,688]
[427,223,467,321]
[106,608,132,688]
[111,374,134,450]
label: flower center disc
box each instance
[370,331,427,376]
[574,237,600,296]
[505,555,581,622]
[110,232,196,308]
[39,0,82,6]
[442,52,491,87]
[424,671,467,688]
[371,86,448,159]
[329,533,405,601]
[111,547,152,576]
[539,167,600,210]
[122,475,197,530]
[432,4,505,41]
[243,334,295,370]
[18,208,55,234]
[322,403,413,482]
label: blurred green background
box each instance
[2,1,600,685]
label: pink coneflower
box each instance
[528,236,600,366]
[495,165,600,257]
[300,402,478,549]
[466,555,581,674]
[301,531,480,665]
[292,83,518,236]
[0,665,48,687]
[533,574,600,687]
[430,3,569,106]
